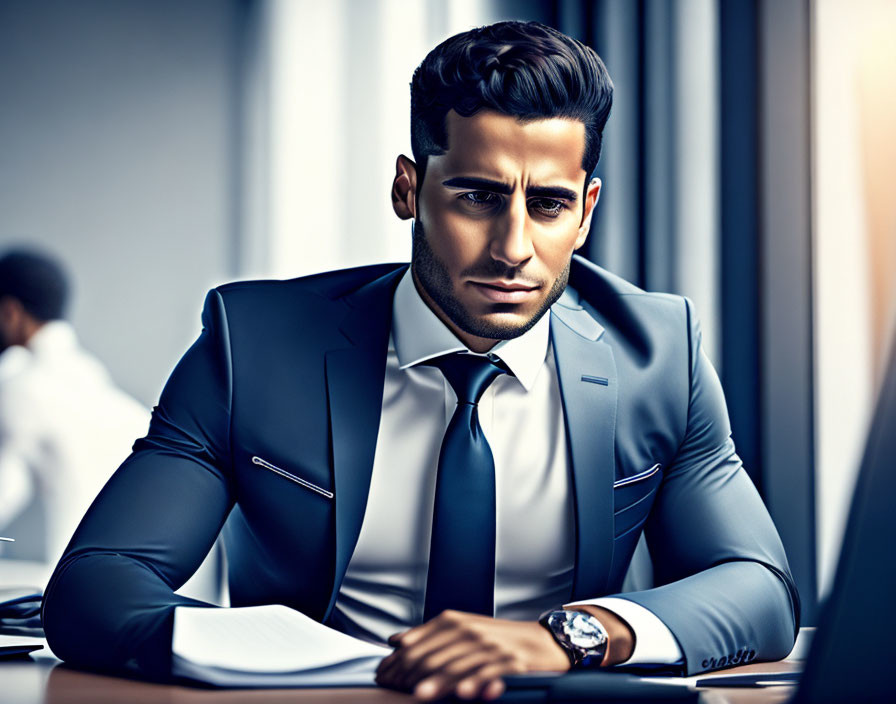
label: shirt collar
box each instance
[391,268,550,391]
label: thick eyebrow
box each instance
[442,176,513,195]
[441,177,578,202]
[526,185,578,202]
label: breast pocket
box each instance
[613,463,662,539]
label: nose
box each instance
[489,194,534,267]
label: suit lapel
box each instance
[324,266,405,617]
[551,292,619,600]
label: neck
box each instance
[21,318,47,347]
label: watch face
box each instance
[566,611,606,649]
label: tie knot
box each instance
[424,352,509,405]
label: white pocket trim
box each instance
[613,463,662,489]
[251,456,334,499]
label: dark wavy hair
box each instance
[0,248,69,321]
[410,21,614,187]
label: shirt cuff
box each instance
[565,596,684,666]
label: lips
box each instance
[468,280,541,304]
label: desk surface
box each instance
[2,657,800,704]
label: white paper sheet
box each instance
[172,604,391,687]
[0,634,44,655]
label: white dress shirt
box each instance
[330,270,682,665]
[0,321,151,567]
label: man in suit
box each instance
[42,21,798,701]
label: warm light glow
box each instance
[813,0,896,598]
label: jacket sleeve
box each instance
[41,290,235,675]
[605,299,800,675]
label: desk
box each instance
[1,656,801,704]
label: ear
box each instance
[391,155,418,220]
[0,296,26,345]
[0,297,19,325]
[574,177,601,250]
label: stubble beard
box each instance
[410,218,571,341]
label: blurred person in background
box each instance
[0,248,150,568]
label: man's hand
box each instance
[375,610,570,701]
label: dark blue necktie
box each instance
[422,352,509,621]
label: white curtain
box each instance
[239,0,507,280]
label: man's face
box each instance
[406,110,600,351]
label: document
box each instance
[0,634,43,658]
[0,587,43,637]
[172,604,391,687]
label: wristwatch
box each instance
[539,609,609,668]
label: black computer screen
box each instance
[795,329,896,702]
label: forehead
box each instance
[432,109,588,185]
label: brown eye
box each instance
[460,191,500,208]
[529,198,565,217]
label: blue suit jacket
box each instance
[42,256,799,676]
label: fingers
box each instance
[402,639,484,694]
[378,610,480,686]
[413,649,523,701]
[376,611,534,701]
[391,609,467,649]
[387,630,408,647]
[379,628,474,691]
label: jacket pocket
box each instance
[613,462,662,489]
[613,463,662,539]
[251,456,334,499]
[613,462,662,520]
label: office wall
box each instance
[0,0,240,407]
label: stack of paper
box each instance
[0,587,43,641]
[0,634,44,658]
[172,604,391,687]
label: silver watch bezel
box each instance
[540,609,609,668]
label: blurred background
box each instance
[0,0,893,626]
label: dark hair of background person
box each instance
[409,20,614,190]
[0,249,70,321]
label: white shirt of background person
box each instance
[0,320,150,568]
